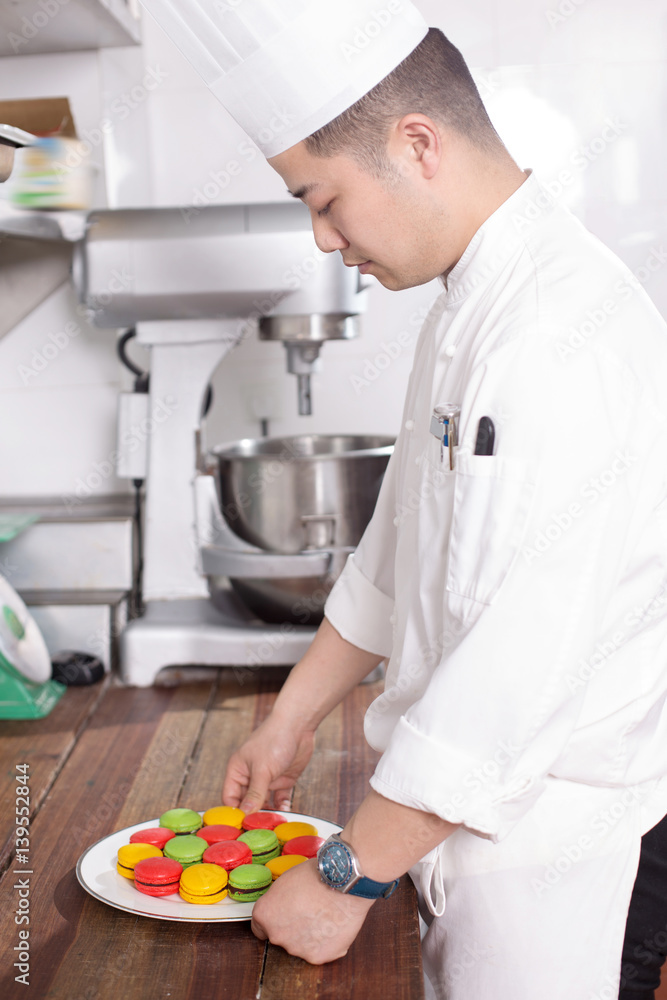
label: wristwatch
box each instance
[317,834,399,900]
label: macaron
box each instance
[265,855,308,880]
[133,856,183,897]
[282,836,325,859]
[117,843,162,879]
[274,821,318,845]
[203,840,252,871]
[164,834,206,868]
[227,863,273,902]
[238,829,281,863]
[159,808,203,834]
[202,806,245,829]
[242,811,286,831]
[179,863,228,904]
[196,824,241,846]
[129,827,176,850]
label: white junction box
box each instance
[117,392,150,480]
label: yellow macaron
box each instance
[179,863,229,904]
[274,821,318,846]
[202,806,245,829]
[265,855,308,880]
[117,843,162,879]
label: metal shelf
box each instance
[0,0,141,57]
[0,202,87,242]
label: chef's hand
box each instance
[222,713,315,813]
[251,858,374,964]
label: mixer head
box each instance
[259,313,359,416]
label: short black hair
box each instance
[304,28,504,175]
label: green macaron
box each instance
[159,808,203,834]
[237,829,281,863]
[164,834,206,868]
[227,863,273,902]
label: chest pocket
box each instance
[446,451,537,621]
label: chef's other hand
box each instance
[251,858,374,965]
[222,713,315,813]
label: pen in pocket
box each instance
[474,416,495,456]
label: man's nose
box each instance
[311,215,349,254]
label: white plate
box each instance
[76,811,341,922]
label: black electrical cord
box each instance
[131,477,145,619]
[117,327,214,415]
[117,327,149,392]
[117,329,147,618]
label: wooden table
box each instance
[0,669,424,1000]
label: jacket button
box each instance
[404,419,415,431]
[444,344,457,358]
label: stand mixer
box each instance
[72,201,385,687]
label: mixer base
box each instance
[120,595,317,687]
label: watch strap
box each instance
[346,874,399,900]
[318,834,399,899]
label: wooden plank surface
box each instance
[0,679,109,875]
[0,670,424,1000]
[0,679,239,1000]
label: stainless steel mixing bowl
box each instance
[207,434,394,625]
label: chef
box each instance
[142,2,667,997]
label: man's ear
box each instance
[390,114,442,180]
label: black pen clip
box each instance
[474,417,495,456]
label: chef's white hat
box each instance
[140,0,429,158]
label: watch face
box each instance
[319,841,353,888]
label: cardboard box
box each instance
[0,97,78,139]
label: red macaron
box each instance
[133,856,183,897]
[196,824,242,846]
[242,811,286,831]
[203,840,252,871]
[129,827,176,851]
[282,836,325,859]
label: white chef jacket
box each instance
[324,170,667,999]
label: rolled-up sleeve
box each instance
[324,554,394,658]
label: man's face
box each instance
[268,141,451,291]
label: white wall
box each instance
[0,43,150,497]
[0,0,666,493]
